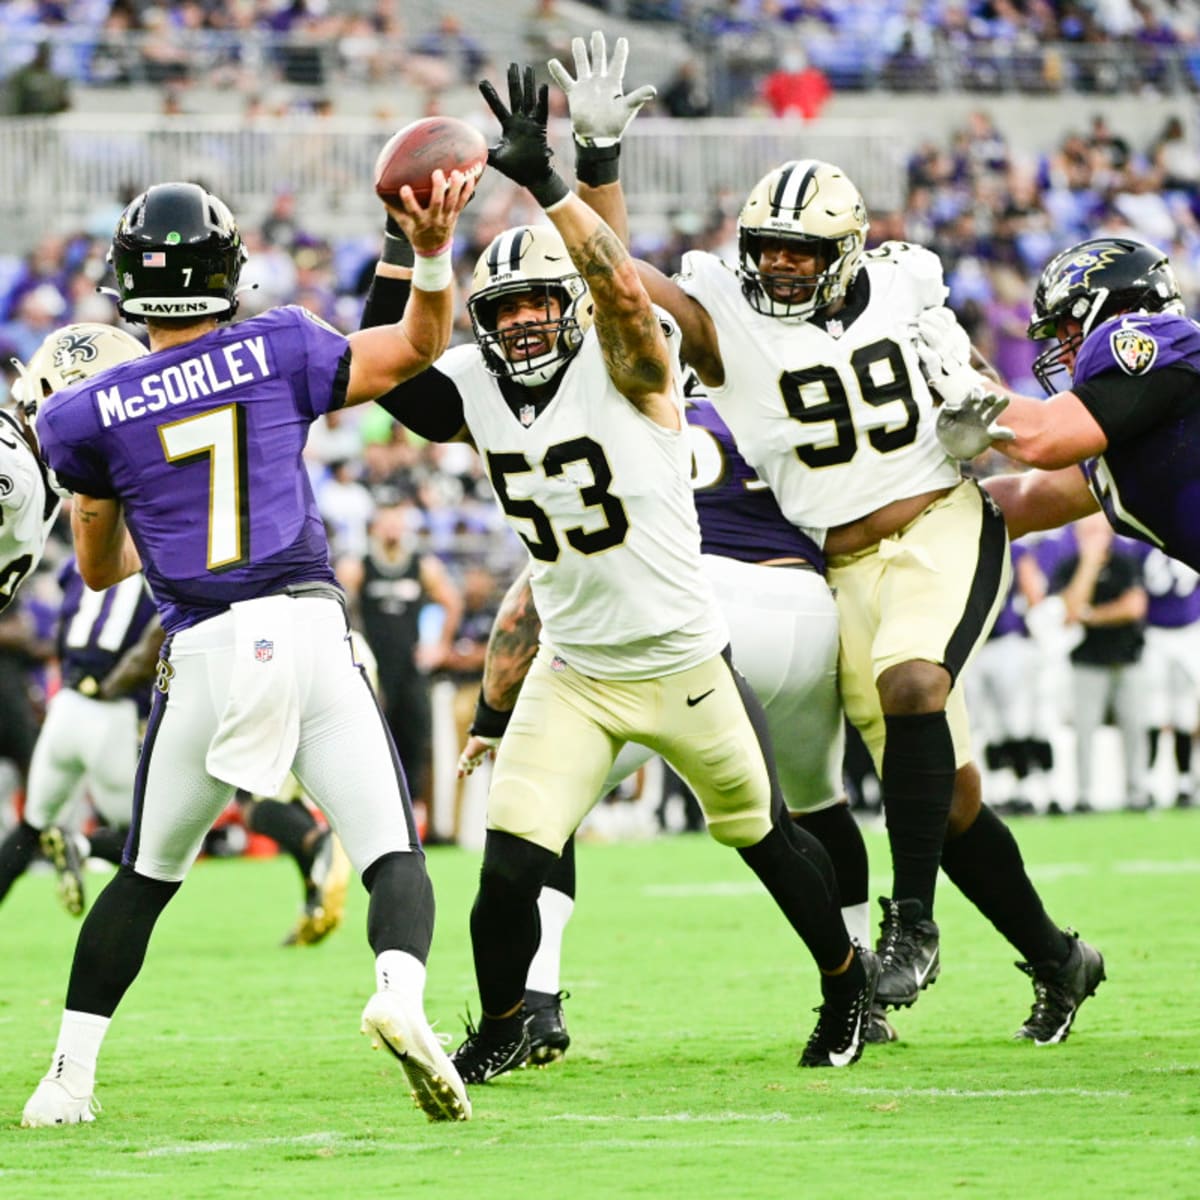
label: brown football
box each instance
[373,116,488,207]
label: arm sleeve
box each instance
[1072,365,1195,445]
[361,273,466,442]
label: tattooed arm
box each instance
[70,495,142,590]
[458,563,543,777]
[544,193,678,429]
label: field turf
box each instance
[2,810,1198,1199]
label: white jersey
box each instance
[677,241,962,545]
[440,322,727,680]
[0,410,59,610]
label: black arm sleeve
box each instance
[1073,364,1197,445]
[361,272,466,442]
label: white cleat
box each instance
[361,992,471,1122]
[21,1058,99,1128]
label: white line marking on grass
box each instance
[842,1086,1131,1099]
[138,1132,357,1157]
[551,1112,793,1124]
[1114,859,1200,875]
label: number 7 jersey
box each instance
[439,317,727,680]
[677,242,961,546]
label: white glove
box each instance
[457,734,501,779]
[915,306,972,372]
[935,389,1016,460]
[548,31,657,147]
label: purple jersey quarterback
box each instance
[686,385,824,571]
[37,307,349,632]
[1072,311,1200,570]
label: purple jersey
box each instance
[686,387,824,571]
[38,307,349,632]
[1073,311,1200,570]
[56,557,158,713]
[1134,544,1200,628]
[989,543,1030,638]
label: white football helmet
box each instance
[468,225,594,387]
[12,322,147,424]
[737,159,869,322]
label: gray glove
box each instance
[935,390,1016,460]
[548,31,656,148]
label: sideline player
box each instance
[551,32,1102,1040]
[365,64,879,1084]
[929,236,1200,573]
[22,170,476,1127]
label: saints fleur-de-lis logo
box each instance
[52,331,101,372]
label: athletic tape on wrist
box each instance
[575,140,621,187]
[412,245,453,292]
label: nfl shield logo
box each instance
[1110,327,1158,375]
[519,404,536,427]
[254,639,274,663]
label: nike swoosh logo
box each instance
[686,689,715,707]
[913,951,939,989]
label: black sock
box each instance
[363,850,434,962]
[243,797,319,872]
[738,824,850,972]
[1175,731,1192,777]
[793,804,869,909]
[471,830,557,1018]
[85,827,128,866]
[0,820,41,905]
[941,804,1069,966]
[1147,728,1160,768]
[543,833,576,900]
[65,866,181,1016]
[881,711,956,918]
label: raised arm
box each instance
[344,169,476,407]
[551,32,724,387]
[479,61,677,427]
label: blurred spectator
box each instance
[2,41,70,114]
[660,60,712,118]
[406,15,487,93]
[523,0,576,87]
[761,46,831,119]
[1151,115,1200,191]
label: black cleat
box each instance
[40,827,85,917]
[800,949,880,1068]
[524,990,570,1065]
[864,1004,899,1045]
[451,1015,530,1084]
[875,897,940,1009]
[1014,931,1106,1045]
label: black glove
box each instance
[479,63,570,209]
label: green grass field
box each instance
[2,811,1198,1199]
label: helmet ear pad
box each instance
[468,225,592,387]
[110,182,246,324]
[737,159,869,322]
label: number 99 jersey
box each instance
[676,242,962,546]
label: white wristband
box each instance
[412,246,453,292]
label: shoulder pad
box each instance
[1076,311,1200,385]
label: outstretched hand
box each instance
[479,63,569,207]
[548,31,657,147]
[384,168,477,254]
[935,389,1016,460]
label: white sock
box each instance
[842,901,871,951]
[526,887,574,995]
[375,950,426,1005]
[53,1010,111,1087]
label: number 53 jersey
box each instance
[677,242,961,546]
[440,319,727,680]
[36,306,347,633]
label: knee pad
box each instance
[480,829,557,898]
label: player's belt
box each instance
[60,665,101,697]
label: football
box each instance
[373,116,489,207]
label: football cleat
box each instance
[282,830,350,947]
[864,1004,899,1045]
[524,989,570,1065]
[1014,932,1106,1046]
[21,1055,99,1127]
[40,827,85,917]
[451,1014,531,1084]
[800,948,880,1068]
[361,991,471,1122]
[875,896,940,1009]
